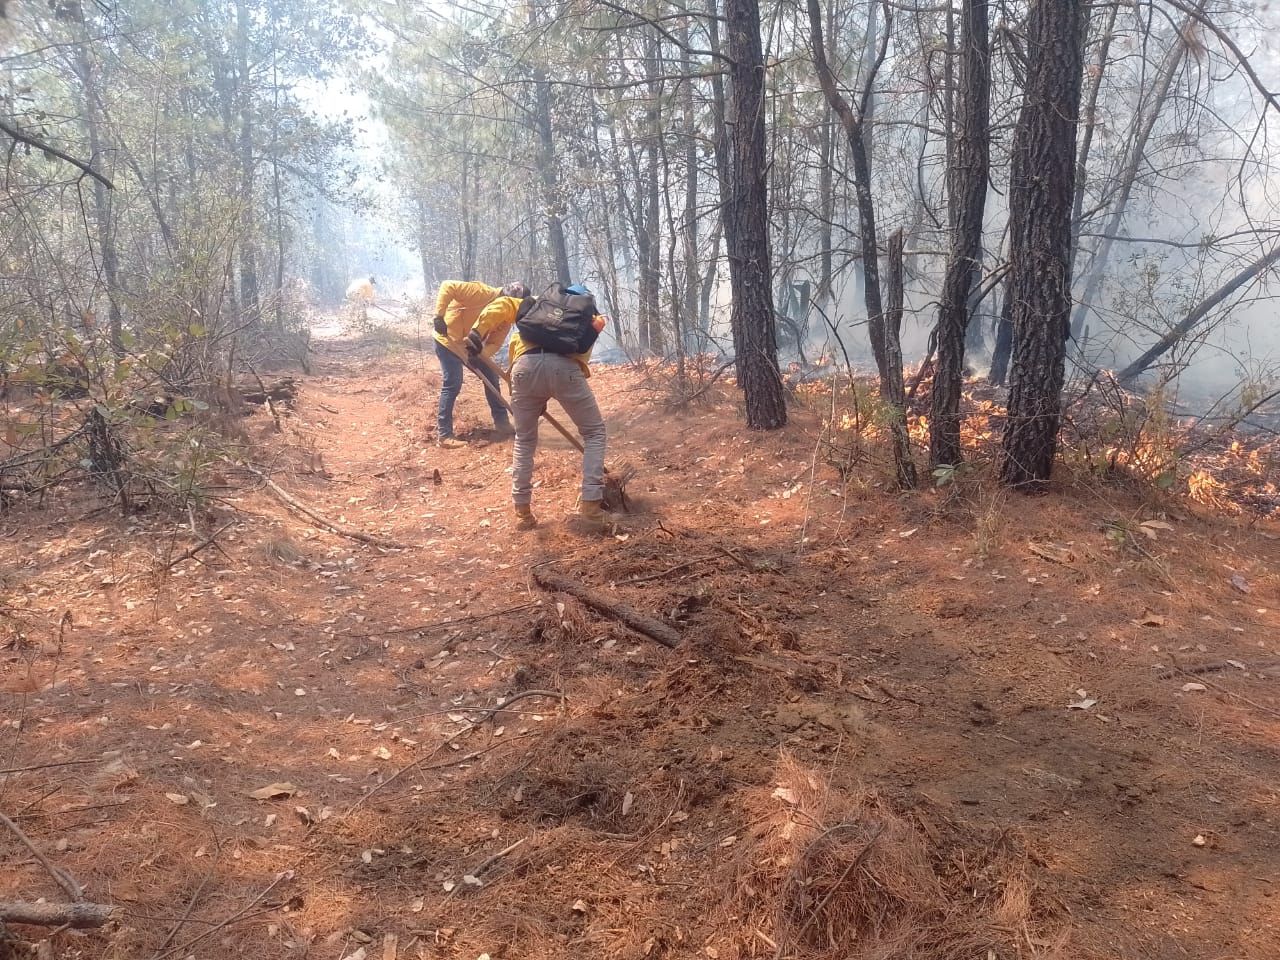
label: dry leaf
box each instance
[1181,682,1207,693]
[374,746,392,760]
[1230,574,1251,595]
[1138,612,1167,628]
[772,786,797,805]
[1192,834,1207,847]
[441,880,456,893]
[571,899,588,913]
[342,949,367,960]
[1067,697,1098,711]
[621,791,635,816]
[165,792,190,805]
[462,874,483,887]
[249,782,298,801]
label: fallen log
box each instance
[532,568,681,649]
[0,901,115,929]
[244,465,413,550]
[239,376,299,405]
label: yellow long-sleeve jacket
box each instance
[470,296,523,359]
[433,280,499,348]
[508,315,607,378]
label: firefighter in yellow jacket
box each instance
[506,284,609,531]
[431,279,527,446]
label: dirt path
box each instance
[3,323,1279,960]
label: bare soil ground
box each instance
[3,319,1280,960]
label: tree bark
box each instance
[708,0,742,375]
[0,901,115,929]
[724,0,787,429]
[70,23,123,355]
[988,283,1014,385]
[270,0,286,329]
[929,0,991,468]
[999,0,1086,489]
[235,0,262,325]
[680,6,701,356]
[533,65,571,287]
[639,34,664,354]
[885,229,918,488]
[806,0,893,390]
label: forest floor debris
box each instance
[2,318,1279,959]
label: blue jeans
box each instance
[435,340,509,438]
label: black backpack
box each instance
[515,284,601,355]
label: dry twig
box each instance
[245,465,412,549]
[533,568,681,648]
[0,810,83,901]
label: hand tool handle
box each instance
[448,344,586,454]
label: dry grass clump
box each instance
[719,755,1065,960]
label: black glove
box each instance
[433,315,447,336]
[465,330,484,357]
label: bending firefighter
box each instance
[508,283,609,531]
[431,279,528,446]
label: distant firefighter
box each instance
[345,275,375,302]
[345,276,375,324]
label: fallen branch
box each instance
[0,759,100,777]
[162,521,236,571]
[615,555,718,586]
[244,364,285,432]
[0,901,114,928]
[443,837,527,902]
[532,569,681,649]
[152,871,292,960]
[245,466,412,550]
[0,811,82,902]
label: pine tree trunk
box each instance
[724,0,786,429]
[885,229,918,488]
[235,0,261,325]
[999,0,1086,489]
[532,50,571,286]
[708,0,742,376]
[929,0,991,468]
[71,37,123,355]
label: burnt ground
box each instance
[3,318,1279,960]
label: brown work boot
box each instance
[437,436,465,450]
[513,504,537,530]
[574,499,608,534]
